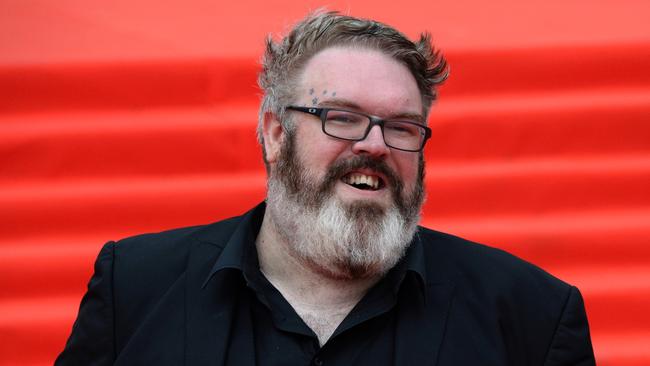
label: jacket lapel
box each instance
[185,205,263,366]
[185,239,240,366]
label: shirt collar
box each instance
[201,202,265,288]
[201,201,428,299]
[381,230,428,301]
[403,231,428,299]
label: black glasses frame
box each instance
[286,106,431,152]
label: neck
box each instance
[256,210,381,344]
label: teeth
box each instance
[344,173,379,189]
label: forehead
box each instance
[296,46,423,117]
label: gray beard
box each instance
[265,133,424,280]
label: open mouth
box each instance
[341,172,384,191]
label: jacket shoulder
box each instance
[109,216,242,308]
[110,215,242,284]
[55,214,247,365]
[110,215,244,352]
[416,227,571,295]
[415,228,594,364]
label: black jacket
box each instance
[56,203,595,365]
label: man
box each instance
[56,11,595,365]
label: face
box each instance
[288,46,424,207]
[264,46,426,279]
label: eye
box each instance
[385,121,420,136]
[326,111,365,124]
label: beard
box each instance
[265,132,425,280]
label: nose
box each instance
[351,125,390,157]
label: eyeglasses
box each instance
[286,106,431,152]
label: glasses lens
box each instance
[383,121,425,151]
[321,109,426,151]
[323,110,369,139]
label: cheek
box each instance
[395,154,422,189]
[294,128,349,174]
[299,126,348,157]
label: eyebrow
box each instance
[318,98,425,123]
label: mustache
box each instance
[318,155,404,197]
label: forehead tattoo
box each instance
[307,88,336,106]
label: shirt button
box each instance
[313,357,323,366]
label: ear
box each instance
[262,111,285,164]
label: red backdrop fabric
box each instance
[1,1,649,364]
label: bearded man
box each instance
[56,11,595,366]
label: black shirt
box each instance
[202,203,428,366]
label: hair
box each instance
[257,10,449,152]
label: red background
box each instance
[1,0,649,365]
